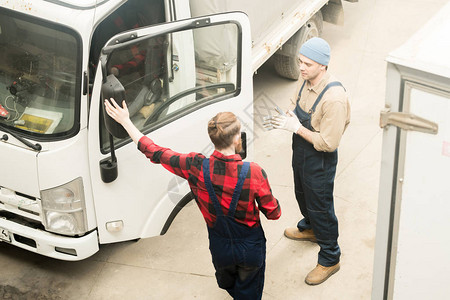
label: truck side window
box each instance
[89,0,165,84]
[100,22,240,152]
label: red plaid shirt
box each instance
[138,136,281,228]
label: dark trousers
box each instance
[203,158,266,299]
[292,134,341,267]
[208,221,266,300]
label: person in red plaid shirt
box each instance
[104,98,281,299]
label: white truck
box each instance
[372,2,450,299]
[0,0,354,260]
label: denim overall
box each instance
[202,159,266,300]
[292,81,343,267]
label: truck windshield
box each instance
[0,10,80,139]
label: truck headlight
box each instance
[40,178,87,236]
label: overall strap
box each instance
[294,81,308,121]
[202,159,251,218]
[309,81,344,114]
[202,159,224,217]
[227,162,250,218]
[297,80,307,99]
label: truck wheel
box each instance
[273,11,323,80]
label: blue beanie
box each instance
[299,37,330,66]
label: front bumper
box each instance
[0,217,99,261]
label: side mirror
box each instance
[239,132,247,160]
[100,74,127,183]
[101,74,128,139]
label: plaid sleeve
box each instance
[137,136,202,180]
[253,165,281,220]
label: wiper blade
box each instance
[0,125,42,151]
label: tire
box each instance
[273,11,323,80]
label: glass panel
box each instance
[101,22,239,151]
[0,11,79,137]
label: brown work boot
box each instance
[284,227,317,242]
[305,263,340,285]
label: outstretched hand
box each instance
[263,108,302,133]
[103,98,144,144]
[104,98,129,125]
[270,110,302,133]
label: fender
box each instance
[160,192,194,235]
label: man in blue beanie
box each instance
[266,37,350,285]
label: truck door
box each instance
[88,12,253,244]
[377,80,450,299]
[390,83,450,299]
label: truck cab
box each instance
[0,0,253,260]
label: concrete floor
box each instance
[1,0,448,299]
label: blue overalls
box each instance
[292,81,344,267]
[202,159,266,300]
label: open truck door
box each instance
[88,12,253,244]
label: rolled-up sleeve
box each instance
[255,167,281,220]
[310,88,350,152]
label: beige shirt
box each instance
[289,73,351,152]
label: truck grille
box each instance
[0,187,43,224]
[0,210,44,231]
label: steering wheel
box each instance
[144,82,235,126]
